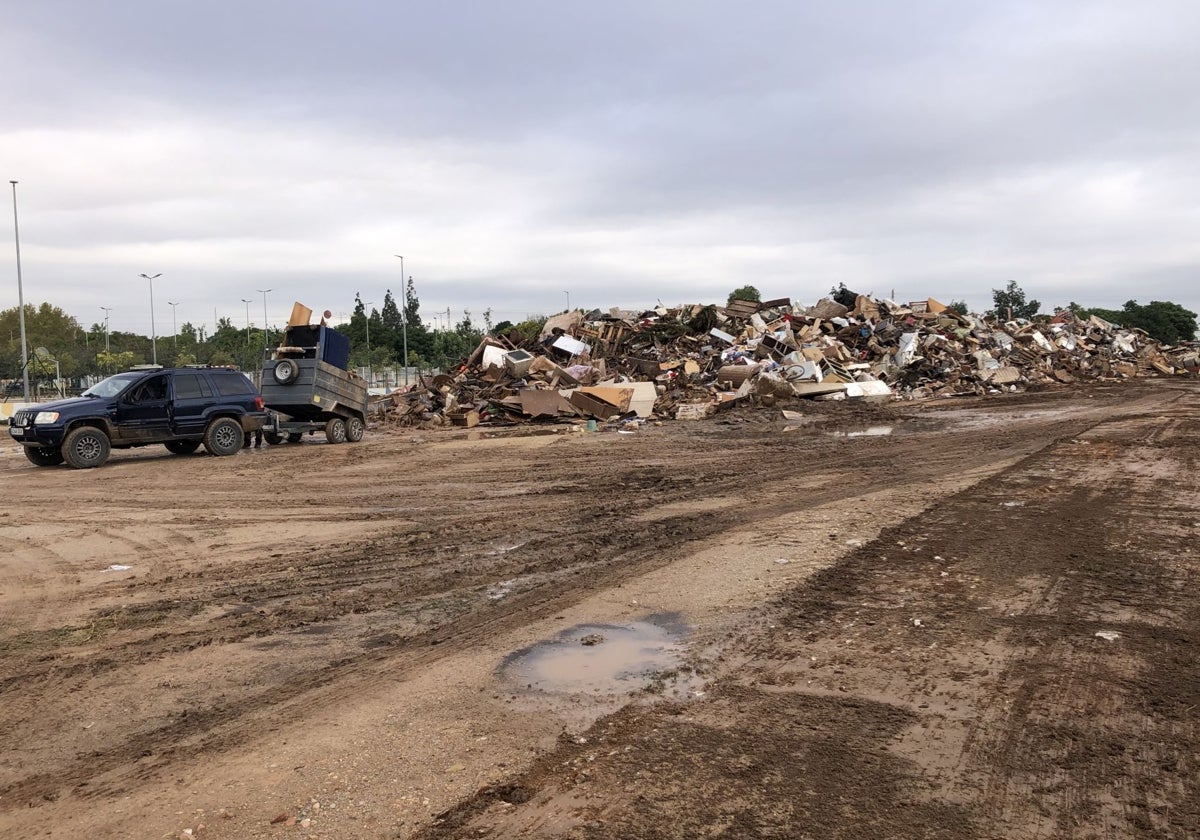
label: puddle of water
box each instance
[827,425,895,438]
[500,614,701,699]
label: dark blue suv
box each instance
[9,366,267,469]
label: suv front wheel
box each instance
[24,445,65,467]
[63,426,111,469]
[203,417,244,456]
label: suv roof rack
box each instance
[127,364,164,371]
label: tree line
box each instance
[0,276,552,392]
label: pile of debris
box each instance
[376,292,1200,428]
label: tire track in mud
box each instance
[0,388,1180,811]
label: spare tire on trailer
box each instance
[273,359,299,385]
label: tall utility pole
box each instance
[101,306,112,352]
[140,273,162,364]
[241,299,252,345]
[256,288,271,359]
[167,301,179,349]
[10,181,29,401]
[394,255,409,386]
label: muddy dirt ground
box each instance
[1,381,1197,839]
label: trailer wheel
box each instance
[264,432,283,445]
[203,417,244,456]
[325,417,348,444]
[273,359,299,385]
[345,416,365,442]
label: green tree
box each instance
[403,275,432,362]
[380,289,402,353]
[948,300,970,315]
[727,285,761,305]
[95,350,136,374]
[0,302,89,379]
[989,281,1041,321]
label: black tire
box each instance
[24,445,64,467]
[264,431,283,446]
[62,426,111,469]
[345,415,365,442]
[164,440,202,455]
[325,417,347,444]
[273,359,298,385]
[203,417,244,456]
[286,432,303,444]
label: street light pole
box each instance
[101,306,112,352]
[167,301,179,350]
[9,181,30,401]
[564,290,570,312]
[139,273,162,364]
[256,288,271,359]
[393,255,409,386]
[241,298,252,346]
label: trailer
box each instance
[260,318,368,445]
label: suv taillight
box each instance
[254,396,264,410]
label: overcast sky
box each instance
[3,1,1198,336]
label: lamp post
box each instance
[9,180,29,401]
[564,290,570,312]
[241,298,252,346]
[363,300,374,387]
[393,255,409,386]
[167,301,179,350]
[101,306,112,352]
[140,273,162,364]
[256,288,271,359]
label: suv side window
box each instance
[129,375,168,403]
[173,373,205,399]
[214,372,254,396]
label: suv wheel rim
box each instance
[75,435,102,461]
[215,424,239,450]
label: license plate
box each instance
[10,428,24,438]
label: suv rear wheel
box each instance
[24,445,65,467]
[203,417,244,456]
[63,426,111,469]
[165,440,202,455]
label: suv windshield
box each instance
[82,372,143,398]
